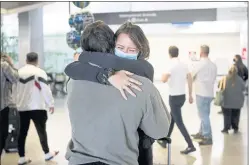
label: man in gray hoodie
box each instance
[65,21,171,165]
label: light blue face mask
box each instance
[115,48,138,60]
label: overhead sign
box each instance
[93,9,217,25]
[216,7,247,21]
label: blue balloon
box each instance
[72,1,90,9]
[68,15,74,27]
[66,30,81,50]
[73,11,94,32]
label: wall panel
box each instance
[146,33,240,80]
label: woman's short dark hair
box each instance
[114,22,150,60]
[81,20,115,54]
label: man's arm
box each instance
[191,62,202,81]
[38,72,54,112]
[1,61,19,83]
[65,61,103,81]
[78,51,154,81]
[161,64,172,83]
[140,87,171,139]
[161,74,170,83]
[187,73,193,103]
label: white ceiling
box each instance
[1,2,40,10]
[1,2,53,15]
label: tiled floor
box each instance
[2,82,248,165]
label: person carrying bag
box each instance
[214,76,226,106]
[218,65,245,134]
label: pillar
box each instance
[18,8,44,68]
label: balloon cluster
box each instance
[66,2,94,51]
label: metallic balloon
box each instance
[74,11,94,32]
[66,30,81,50]
[72,2,90,9]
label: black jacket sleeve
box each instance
[64,61,105,81]
[65,52,154,83]
[78,51,154,81]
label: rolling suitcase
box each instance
[5,106,20,153]
[159,137,172,165]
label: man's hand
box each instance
[189,95,194,104]
[2,55,13,66]
[161,73,170,83]
[6,56,13,65]
[74,53,80,61]
[49,107,55,114]
[108,70,142,100]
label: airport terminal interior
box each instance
[0,1,248,165]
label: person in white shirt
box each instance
[191,45,217,145]
[15,52,59,165]
[159,46,196,154]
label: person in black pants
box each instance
[222,108,241,133]
[18,110,49,158]
[167,95,194,152]
[0,107,10,157]
[15,52,58,165]
[159,46,196,154]
[220,65,245,134]
[218,54,248,114]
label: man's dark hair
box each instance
[114,22,150,60]
[168,46,179,58]
[81,20,115,53]
[26,52,38,63]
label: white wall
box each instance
[146,33,240,80]
[240,21,248,65]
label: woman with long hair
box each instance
[220,65,245,133]
[233,54,248,82]
[218,54,248,114]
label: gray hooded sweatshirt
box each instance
[65,75,171,165]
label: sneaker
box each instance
[45,151,59,161]
[218,111,223,114]
[234,129,239,134]
[157,140,167,148]
[221,129,229,134]
[199,138,213,145]
[18,157,32,165]
[180,146,196,154]
[191,133,204,139]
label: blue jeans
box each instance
[196,95,213,139]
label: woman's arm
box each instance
[78,51,154,81]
